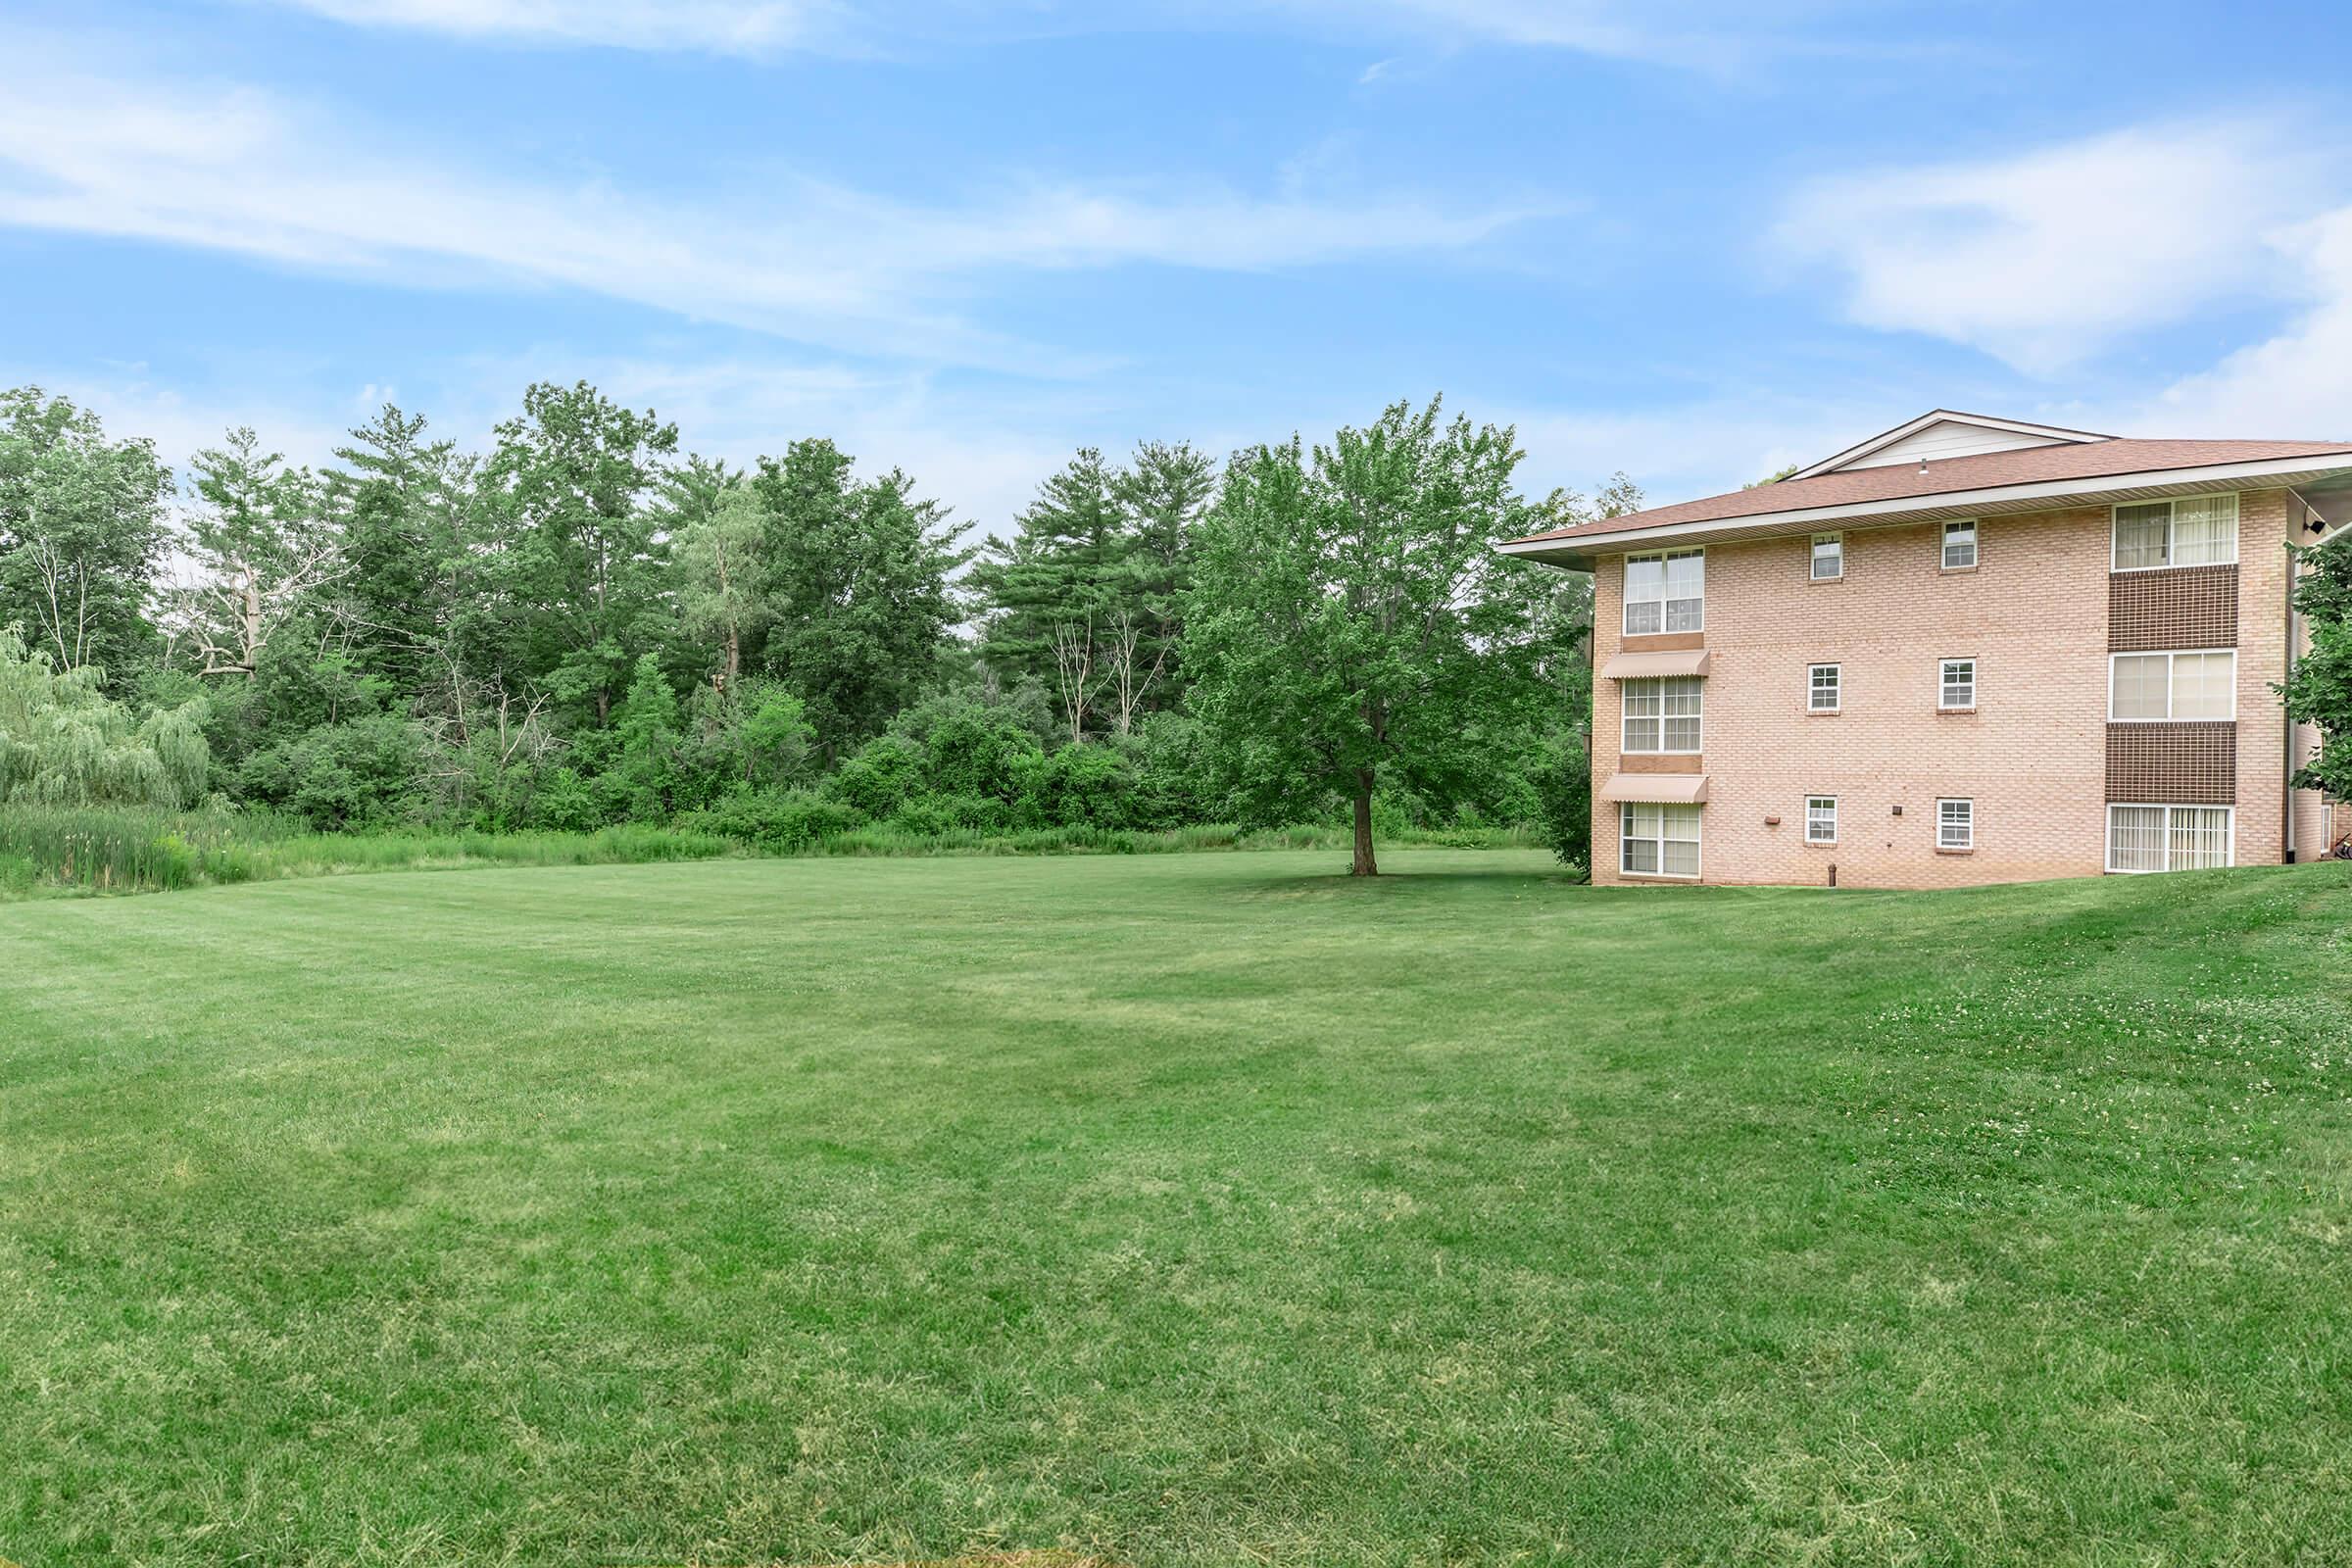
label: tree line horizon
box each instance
[1,378,1645,873]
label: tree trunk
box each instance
[1350,771,1378,877]
[240,567,263,679]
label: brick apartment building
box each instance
[1500,411,2351,888]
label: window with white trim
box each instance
[2109,650,2234,721]
[1620,802,1700,878]
[2112,494,2238,570]
[1805,796,1837,845]
[1810,532,1843,580]
[1808,662,1840,711]
[2107,805,2232,872]
[1942,519,1978,570]
[1621,676,1702,754]
[1936,798,1974,850]
[1624,549,1703,635]
[1938,658,1977,710]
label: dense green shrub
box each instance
[682,788,862,850]
[1022,742,1139,828]
[824,734,925,819]
[1534,739,1592,878]
[236,713,431,829]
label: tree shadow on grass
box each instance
[1230,860,1599,900]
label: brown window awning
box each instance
[1601,649,1711,679]
[1600,773,1709,805]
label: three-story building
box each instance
[1500,411,2351,887]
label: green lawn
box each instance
[3,851,2350,1566]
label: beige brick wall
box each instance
[1588,490,2306,888]
[2236,488,2292,865]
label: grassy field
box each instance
[3,851,2350,1566]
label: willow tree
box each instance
[0,626,209,807]
[1186,398,1570,876]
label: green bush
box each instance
[1534,739,1592,879]
[824,734,924,819]
[1021,743,1140,828]
[683,789,863,850]
[237,714,431,829]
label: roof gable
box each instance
[1788,410,2112,481]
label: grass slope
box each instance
[2,851,2349,1566]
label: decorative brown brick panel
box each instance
[1618,753,1703,774]
[2106,722,2236,804]
[1620,631,1705,653]
[2109,564,2237,651]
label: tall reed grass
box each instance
[0,807,737,898]
[0,806,1546,900]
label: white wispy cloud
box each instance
[2134,207,2352,438]
[259,0,853,55]
[262,0,1872,71]
[0,41,1544,371]
[1776,118,2324,375]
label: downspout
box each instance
[2287,515,2302,862]
[2282,489,2336,863]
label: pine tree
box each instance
[1107,440,1212,731]
[325,405,462,695]
[972,447,1131,743]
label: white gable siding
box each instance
[1839,420,2076,470]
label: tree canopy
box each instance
[0,379,1604,866]
[1186,398,1580,874]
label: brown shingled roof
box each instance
[1508,436,2352,546]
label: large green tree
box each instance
[1105,439,1213,732]
[971,447,1129,743]
[325,404,472,697]
[1187,398,1575,876]
[474,381,679,726]
[0,387,173,684]
[665,458,764,694]
[749,438,968,758]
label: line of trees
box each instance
[2,381,1635,871]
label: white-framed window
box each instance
[1620,802,1700,878]
[1936,798,1974,850]
[1942,519,1978,570]
[1805,796,1838,845]
[1808,662,1841,711]
[1621,675,1702,754]
[1938,658,1977,710]
[1624,549,1704,635]
[2112,493,2238,571]
[2107,804,2233,872]
[2109,650,2235,721]
[1810,532,1843,580]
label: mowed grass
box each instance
[3,851,2350,1567]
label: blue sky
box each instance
[5,2,2352,536]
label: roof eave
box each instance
[1498,452,2352,564]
